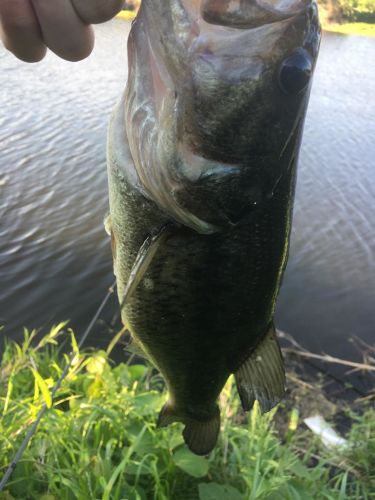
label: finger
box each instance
[71,0,124,24]
[0,0,46,62]
[31,0,94,62]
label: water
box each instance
[0,22,374,371]
[0,21,128,347]
[276,32,375,362]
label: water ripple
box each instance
[0,24,374,362]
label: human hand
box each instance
[0,0,124,62]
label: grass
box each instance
[0,324,374,499]
[322,21,375,35]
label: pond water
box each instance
[0,21,374,377]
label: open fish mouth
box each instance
[122,0,320,234]
[185,0,313,29]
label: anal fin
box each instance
[158,401,220,456]
[157,401,183,428]
[235,324,285,413]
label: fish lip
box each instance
[201,0,316,30]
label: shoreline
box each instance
[115,10,375,37]
[323,21,375,36]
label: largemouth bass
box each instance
[107,0,320,455]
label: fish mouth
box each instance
[124,0,320,234]
[184,0,313,29]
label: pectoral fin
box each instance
[103,213,112,235]
[104,213,117,261]
[234,324,285,413]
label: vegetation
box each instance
[117,0,375,37]
[320,0,375,35]
[0,324,374,499]
[323,21,375,35]
[336,0,375,23]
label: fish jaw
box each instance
[123,0,320,233]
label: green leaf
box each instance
[338,471,349,499]
[70,330,79,356]
[33,374,40,402]
[3,370,14,416]
[168,428,185,450]
[132,391,164,414]
[133,428,155,456]
[87,377,103,398]
[127,420,146,438]
[86,352,107,375]
[128,364,148,381]
[289,460,310,478]
[31,369,52,408]
[198,483,243,500]
[113,364,131,384]
[173,446,209,478]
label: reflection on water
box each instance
[0,23,374,366]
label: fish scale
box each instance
[107,0,320,454]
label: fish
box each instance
[106,0,321,455]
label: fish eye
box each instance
[279,48,313,95]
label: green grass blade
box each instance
[31,369,52,409]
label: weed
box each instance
[0,325,374,499]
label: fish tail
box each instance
[158,401,220,456]
[234,323,286,413]
[182,411,221,456]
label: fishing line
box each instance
[0,280,117,493]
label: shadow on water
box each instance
[0,23,374,388]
